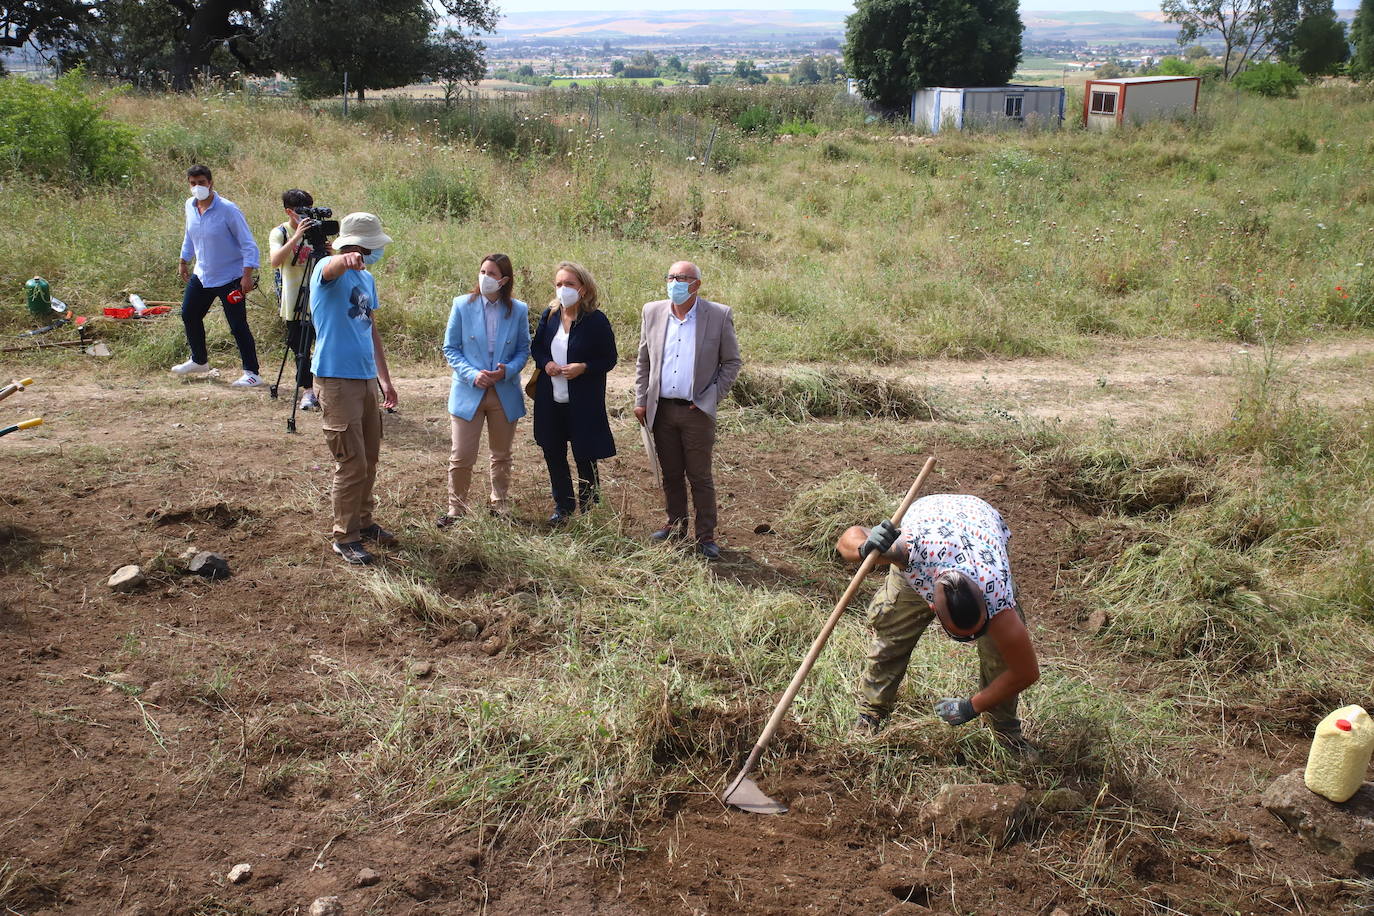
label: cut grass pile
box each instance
[731,366,942,421]
[1040,346,1374,702]
[777,470,895,559]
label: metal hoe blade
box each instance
[721,773,787,815]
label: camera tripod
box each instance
[268,239,322,433]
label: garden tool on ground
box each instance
[0,378,34,403]
[720,455,937,816]
[0,418,42,438]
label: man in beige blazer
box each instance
[634,261,743,559]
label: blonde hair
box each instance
[549,260,600,315]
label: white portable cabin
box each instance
[1082,75,1200,129]
[910,85,1065,132]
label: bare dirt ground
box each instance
[1,338,1368,914]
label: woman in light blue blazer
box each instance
[439,253,530,525]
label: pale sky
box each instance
[494,1,1162,14]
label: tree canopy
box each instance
[1352,0,1374,79]
[6,0,495,97]
[1160,0,1299,78]
[1288,0,1349,76]
[844,0,1023,111]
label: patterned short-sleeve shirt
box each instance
[899,494,1016,618]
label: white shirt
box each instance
[551,323,571,403]
[659,303,697,400]
[482,296,504,360]
[898,494,1016,619]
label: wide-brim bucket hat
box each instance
[334,212,394,251]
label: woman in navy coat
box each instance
[531,261,617,524]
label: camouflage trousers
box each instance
[858,567,1024,736]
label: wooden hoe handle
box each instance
[732,455,938,783]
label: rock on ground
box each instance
[356,867,381,887]
[309,896,342,916]
[187,551,231,579]
[919,783,1028,848]
[108,565,145,592]
[1262,768,1374,876]
[227,862,252,884]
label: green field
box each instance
[548,76,687,88]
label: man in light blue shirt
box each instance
[171,164,263,388]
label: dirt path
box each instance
[894,336,1374,423]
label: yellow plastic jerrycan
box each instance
[1304,705,1374,803]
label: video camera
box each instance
[293,205,339,252]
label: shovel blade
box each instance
[85,342,112,357]
[721,775,788,815]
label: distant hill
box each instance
[494,9,847,40]
[493,7,1358,44]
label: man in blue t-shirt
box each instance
[309,212,399,565]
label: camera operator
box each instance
[269,189,330,411]
[172,164,263,387]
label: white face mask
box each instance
[362,247,384,266]
[191,184,211,201]
[479,273,502,296]
[556,285,580,308]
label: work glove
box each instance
[859,520,899,559]
[935,697,977,726]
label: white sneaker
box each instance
[171,359,211,375]
[230,372,262,388]
[299,390,320,411]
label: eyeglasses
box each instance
[664,274,698,282]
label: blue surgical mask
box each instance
[362,247,384,266]
[667,280,693,305]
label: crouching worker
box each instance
[309,212,399,566]
[835,494,1040,758]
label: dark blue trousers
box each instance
[540,402,600,514]
[181,276,259,372]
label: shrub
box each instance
[0,70,141,182]
[371,166,480,220]
[820,141,850,161]
[142,122,236,164]
[1232,61,1303,97]
[1275,126,1316,153]
[1148,57,1196,76]
[735,105,776,134]
[777,119,823,136]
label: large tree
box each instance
[1353,0,1374,78]
[1160,0,1299,78]
[844,0,1023,112]
[428,26,485,107]
[1288,0,1349,76]
[0,1,93,54]
[25,0,268,89]
[267,0,494,100]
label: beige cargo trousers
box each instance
[316,377,381,544]
[860,566,1025,736]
